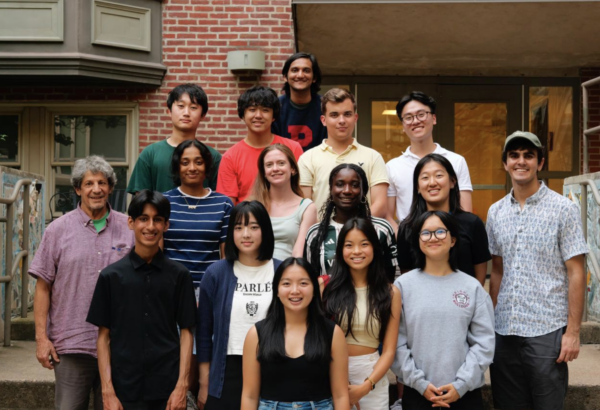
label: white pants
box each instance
[349,351,389,410]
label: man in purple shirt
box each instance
[29,155,134,410]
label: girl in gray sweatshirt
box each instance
[391,211,495,410]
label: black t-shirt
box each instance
[256,318,336,402]
[397,211,491,277]
[86,248,197,402]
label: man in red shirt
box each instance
[217,85,303,204]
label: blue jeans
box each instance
[258,398,333,410]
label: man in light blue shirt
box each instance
[486,131,588,410]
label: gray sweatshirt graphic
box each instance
[391,269,495,398]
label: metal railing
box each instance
[579,75,600,322]
[0,178,33,347]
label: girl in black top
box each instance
[241,257,350,410]
[397,154,491,285]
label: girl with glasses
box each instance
[398,153,490,285]
[241,258,351,410]
[322,217,402,410]
[392,210,494,410]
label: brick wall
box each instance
[0,0,295,154]
[581,68,600,173]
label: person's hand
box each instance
[430,384,459,408]
[166,384,187,410]
[557,331,580,363]
[197,384,208,410]
[36,337,59,370]
[423,384,442,402]
[348,383,369,409]
[102,390,123,410]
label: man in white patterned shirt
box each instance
[486,131,588,410]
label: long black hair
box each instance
[224,201,274,262]
[323,218,392,342]
[400,153,461,244]
[412,211,461,272]
[309,163,371,274]
[257,257,330,363]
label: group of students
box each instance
[29,50,588,410]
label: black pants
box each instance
[491,328,568,410]
[403,385,484,410]
[121,400,168,410]
[205,355,243,410]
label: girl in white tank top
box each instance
[322,217,402,410]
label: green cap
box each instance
[503,131,542,151]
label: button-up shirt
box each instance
[86,249,197,402]
[486,182,588,337]
[28,205,134,356]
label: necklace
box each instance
[182,194,201,210]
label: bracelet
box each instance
[364,376,376,390]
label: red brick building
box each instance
[0,0,599,221]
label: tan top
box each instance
[341,287,381,349]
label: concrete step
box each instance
[2,341,600,409]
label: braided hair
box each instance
[309,163,371,274]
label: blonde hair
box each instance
[250,144,304,212]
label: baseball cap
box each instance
[503,131,542,151]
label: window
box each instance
[52,113,132,214]
[0,114,20,167]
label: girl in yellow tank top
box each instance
[322,217,402,410]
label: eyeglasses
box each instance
[401,111,431,124]
[419,228,449,242]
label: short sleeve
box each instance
[386,162,398,197]
[127,150,152,194]
[486,206,501,257]
[396,226,414,271]
[369,153,390,186]
[456,157,473,192]
[298,153,314,187]
[470,215,492,265]
[558,202,588,261]
[220,198,233,242]
[28,223,58,284]
[177,269,198,329]
[86,272,111,328]
[216,153,239,199]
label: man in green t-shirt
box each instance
[127,84,221,194]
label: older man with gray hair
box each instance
[29,155,134,410]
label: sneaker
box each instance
[390,398,402,410]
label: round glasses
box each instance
[419,228,449,242]
[401,111,431,124]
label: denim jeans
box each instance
[258,398,333,410]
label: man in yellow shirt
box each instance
[298,88,389,220]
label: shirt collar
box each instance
[129,247,165,271]
[320,138,359,153]
[509,181,548,205]
[403,143,442,159]
[76,202,114,228]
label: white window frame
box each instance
[0,102,139,221]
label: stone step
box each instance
[2,342,600,409]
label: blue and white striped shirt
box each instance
[163,188,233,284]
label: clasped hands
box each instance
[424,383,460,408]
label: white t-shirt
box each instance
[386,144,472,221]
[227,259,274,355]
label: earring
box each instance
[361,196,367,204]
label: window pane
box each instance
[529,87,573,172]
[54,115,127,162]
[454,102,507,221]
[0,115,19,163]
[371,101,408,163]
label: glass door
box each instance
[438,85,522,221]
